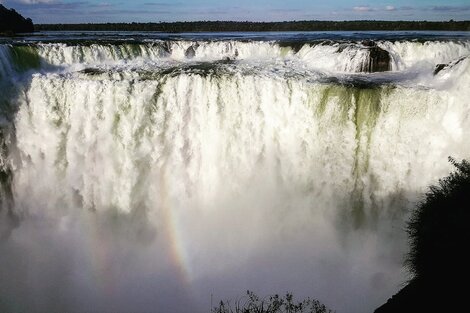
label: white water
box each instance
[1,40,466,75]
[0,45,14,79]
[1,39,470,313]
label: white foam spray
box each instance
[1,39,470,313]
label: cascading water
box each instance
[1,32,470,313]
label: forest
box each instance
[0,4,34,34]
[36,20,470,32]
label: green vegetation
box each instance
[9,46,41,72]
[212,291,332,313]
[407,157,470,282]
[0,4,34,34]
[375,157,470,312]
[36,20,470,32]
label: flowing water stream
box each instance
[1,31,469,313]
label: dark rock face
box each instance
[375,278,467,313]
[433,63,447,75]
[434,56,467,75]
[360,40,391,72]
[0,4,34,34]
[374,280,422,313]
[185,45,197,58]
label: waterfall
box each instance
[1,36,470,313]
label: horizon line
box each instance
[35,19,470,25]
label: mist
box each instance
[1,181,409,313]
[1,35,470,313]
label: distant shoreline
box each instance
[35,20,470,33]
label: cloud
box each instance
[385,5,395,11]
[86,9,172,15]
[4,0,87,10]
[353,6,374,12]
[144,2,181,6]
[400,6,414,11]
[429,5,470,12]
[14,0,55,4]
[268,8,303,14]
[89,2,114,8]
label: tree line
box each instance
[35,20,470,32]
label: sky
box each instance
[1,0,470,24]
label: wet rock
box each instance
[434,63,447,75]
[360,40,391,73]
[80,68,105,75]
[278,41,306,53]
[161,41,172,55]
[336,43,349,53]
[185,45,197,58]
[434,56,467,75]
[361,40,376,48]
